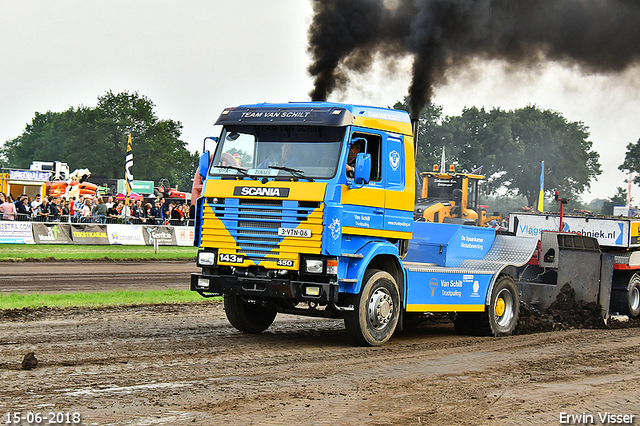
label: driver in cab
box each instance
[258,143,300,168]
[346,138,365,178]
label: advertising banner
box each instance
[70,224,109,245]
[117,179,154,195]
[175,226,195,246]
[107,224,146,245]
[32,223,73,244]
[142,225,177,246]
[510,214,628,248]
[0,222,34,244]
[405,270,493,312]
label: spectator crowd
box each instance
[0,192,194,226]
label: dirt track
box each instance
[1,262,640,425]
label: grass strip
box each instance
[0,289,219,310]
[0,245,198,261]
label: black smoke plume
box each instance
[307,0,640,118]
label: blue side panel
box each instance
[323,203,343,256]
[342,205,384,230]
[405,270,492,309]
[384,209,413,233]
[194,197,204,247]
[404,222,496,267]
[385,136,404,190]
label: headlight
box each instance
[197,277,210,289]
[305,259,323,274]
[198,251,216,266]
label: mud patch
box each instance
[0,301,218,322]
[516,283,640,334]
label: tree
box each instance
[504,106,601,207]
[619,138,640,185]
[1,91,199,191]
[396,101,601,207]
[601,187,630,215]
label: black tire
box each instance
[223,294,277,333]
[477,275,519,336]
[344,269,400,346]
[611,274,640,318]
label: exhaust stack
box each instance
[411,118,420,161]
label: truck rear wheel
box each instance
[223,294,277,333]
[478,275,519,336]
[344,269,400,346]
[611,274,640,318]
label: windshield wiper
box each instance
[215,165,257,180]
[268,165,314,182]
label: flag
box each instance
[470,165,483,175]
[628,173,632,210]
[125,134,134,206]
[537,160,544,212]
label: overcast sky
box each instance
[2,1,640,203]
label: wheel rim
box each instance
[631,285,640,312]
[368,287,393,330]
[494,288,515,328]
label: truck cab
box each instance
[191,102,415,343]
[191,102,535,346]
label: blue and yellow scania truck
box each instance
[191,102,537,345]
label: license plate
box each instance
[218,253,244,264]
[278,227,311,238]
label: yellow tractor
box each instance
[413,164,502,227]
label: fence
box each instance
[0,220,195,246]
[6,213,195,227]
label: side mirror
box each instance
[353,153,371,185]
[198,151,210,182]
[202,136,218,153]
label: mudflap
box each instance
[518,251,614,322]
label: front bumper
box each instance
[191,272,339,303]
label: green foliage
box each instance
[477,193,528,217]
[399,100,602,207]
[227,148,253,168]
[0,244,197,261]
[600,187,630,215]
[619,138,640,186]
[0,289,218,310]
[1,91,199,191]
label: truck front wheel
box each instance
[344,269,400,346]
[478,275,519,336]
[223,294,277,333]
[611,274,640,318]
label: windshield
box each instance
[426,175,463,200]
[209,125,345,179]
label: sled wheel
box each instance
[223,294,277,333]
[344,269,400,346]
[611,274,640,318]
[478,275,519,336]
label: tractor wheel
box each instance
[611,274,640,318]
[477,275,519,336]
[344,269,400,346]
[223,294,277,333]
